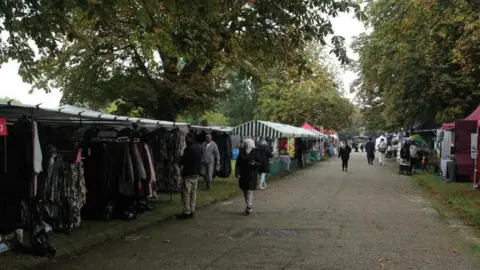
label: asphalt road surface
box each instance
[39,152,480,270]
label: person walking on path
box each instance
[377,138,387,165]
[177,133,203,220]
[410,142,419,174]
[365,138,375,165]
[257,140,273,189]
[201,134,220,190]
[338,141,352,171]
[235,139,262,215]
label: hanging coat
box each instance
[212,132,232,178]
[235,149,262,191]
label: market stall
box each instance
[188,125,234,179]
[441,106,480,185]
[300,122,327,161]
[231,120,320,175]
[0,102,190,256]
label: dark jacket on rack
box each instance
[212,131,232,178]
[257,144,273,174]
[235,149,262,191]
[179,142,202,177]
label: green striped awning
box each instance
[231,120,320,139]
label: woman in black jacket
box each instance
[257,140,273,189]
[235,139,262,215]
[338,141,352,172]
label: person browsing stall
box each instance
[257,140,273,189]
[201,134,220,190]
[177,133,202,220]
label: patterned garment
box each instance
[41,147,87,232]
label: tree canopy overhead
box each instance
[255,47,354,130]
[352,0,480,130]
[0,0,364,121]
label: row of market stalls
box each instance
[390,105,480,188]
[0,102,336,256]
[230,120,334,175]
[0,102,235,256]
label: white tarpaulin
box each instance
[441,130,452,176]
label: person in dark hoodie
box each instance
[257,140,274,189]
[338,141,352,171]
[365,137,375,165]
[177,132,203,220]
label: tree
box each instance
[352,0,480,130]
[199,111,229,126]
[219,69,258,126]
[255,49,354,130]
[0,0,364,121]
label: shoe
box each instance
[190,212,195,218]
[342,168,344,171]
[176,213,193,220]
[345,168,348,172]
[263,183,267,189]
[244,207,252,215]
[257,186,265,190]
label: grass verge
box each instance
[413,173,480,228]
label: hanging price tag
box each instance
[0,118,7,136]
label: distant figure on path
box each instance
[365,137,375,165]
[201,134,220,190]
[338,141,352,171]
[377,138,387,165]
[235,139,262,215]
[360,143,364,152]
[177,132,202,220]
[257,140,273,189]
[410,143,419,174]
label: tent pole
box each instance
[475,126,479,190]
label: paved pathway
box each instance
[40,153,480,270]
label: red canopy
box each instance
[301,122,324,136]
[465,106,480,121]
[301,122,319,131]
[442,122,455,130]
[442,106,480,130]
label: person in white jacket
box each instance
[377,138,387,165]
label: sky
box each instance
[0,13,366,108]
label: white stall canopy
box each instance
[189,125,233,133]
[0,103,188,129]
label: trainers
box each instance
[176,213,193,220]
[244,207,252,215]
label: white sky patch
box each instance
[0,13,367,107]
